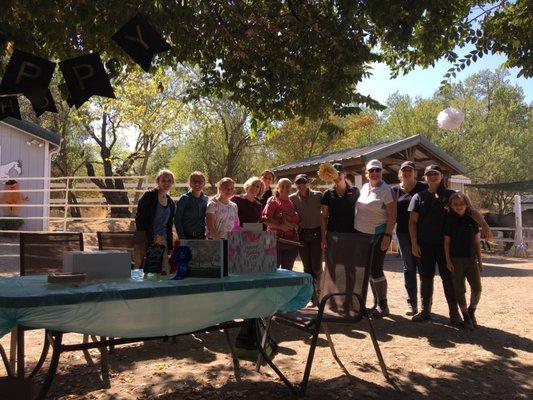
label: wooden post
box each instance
[509,194,528,258]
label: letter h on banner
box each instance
[0,96,22,120]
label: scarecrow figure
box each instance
[1,179,28,215]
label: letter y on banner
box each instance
[59,53,115,108]
[112,13,172,72]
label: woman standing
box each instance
[135,169,176,274]
[206,177,239,239]
[354,160,397,318]
[263,178,300,270]
[391,161,427,316]
[231,176,263,225]
[409,164,492,325]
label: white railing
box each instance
[0,175,246,233]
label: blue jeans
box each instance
[397,231,418,308]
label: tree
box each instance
[266,114,377,166]
[371,69,532,213]
[2,1,530,119]
[80,69,185,217]
[169,97,268,188]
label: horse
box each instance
[0,160,22,179]
[484,209,533,251]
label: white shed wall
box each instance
[0,122,48,230]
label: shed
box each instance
[272,134,470,191]
[0,117,61,231]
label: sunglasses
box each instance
[368,168,382,173]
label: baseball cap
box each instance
[366,159,383,170]
[400,161,416,170]
[332,163,344,173]
[295,174,309,183]
[424,164,443,175]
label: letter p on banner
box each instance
[0,49,56,102]
[59,53,115,108]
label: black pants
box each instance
[418,242,457,312]
[298,228,323,283]
[277,242,299,270]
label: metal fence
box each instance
[0,176,531,256]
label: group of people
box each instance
[136,159,490,330]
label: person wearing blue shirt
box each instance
[174,171,208,240]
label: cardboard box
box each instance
[63,250,132,279]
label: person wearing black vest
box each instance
[408,165,461,325]
[391,161,427,316]
[408,164,492,325]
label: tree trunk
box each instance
[85,162,131,218]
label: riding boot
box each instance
[442,279,462,326]
[412,277,433,322]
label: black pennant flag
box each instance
[0,33,7,48]
[27,89,58,117]
[0,96,21,120]
[112,13,172,72]
[0,49,56,105]
[59,53,115,108]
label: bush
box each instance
[0,217,24,230]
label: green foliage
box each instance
[371,69,532,213]
[266,114,378,166]
[169,96,270,187]
[1,1,530,119]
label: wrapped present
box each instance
[228,231,277,274]
[180,239,228,278]
[63,250,131,279]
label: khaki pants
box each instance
[452,257,482,307]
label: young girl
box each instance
[444,192,483,330]
[206,177,239,239]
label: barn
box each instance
[0,117,61,231]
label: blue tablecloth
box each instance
[0,270,313,338]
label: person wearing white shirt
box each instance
[354,159,397,318]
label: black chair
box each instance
[96,231,141,268]
[260,232,390,396]
[14,233,109,385]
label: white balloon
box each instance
[437,107,465,130]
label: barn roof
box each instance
[272,134,467,178]
[1,117,61,147]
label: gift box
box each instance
[179,239,228,278]
[227,231,277,274]
[63,250,132,279]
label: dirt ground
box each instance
[0,237,532,400]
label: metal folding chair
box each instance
[259,232,390,396]
[12,233,109,386]
[96,231,142,268]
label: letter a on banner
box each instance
[29,89,58,117]
[112,13,172,72]
[59,53,115,108]
[0,96,22,120]
[0,49,56,104]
